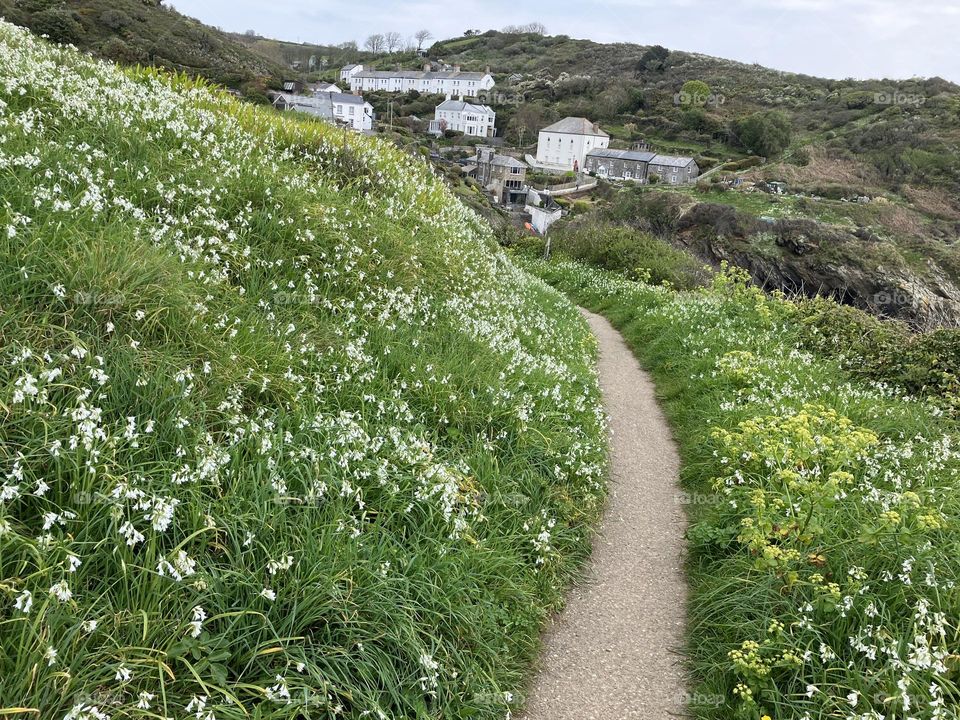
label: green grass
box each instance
[521,255,960,720]
[0,23,608,719]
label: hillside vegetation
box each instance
[0,21,607,719]
[0,0,285,95]
[523,255,960,720]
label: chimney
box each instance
[485,65,490,74]
[593,123,600,133]
[453,64,461,73]
[423,62,431,71]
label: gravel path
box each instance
[521,309,689,720]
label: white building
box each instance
[272,92,374,132]
[430,98,496,137]
[310,81,343,94]
[339,64,363,84]
[535,117,610,172]
[350,64,495,96]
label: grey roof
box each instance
[341,64,360,71]
[649,154,696,168]
[587,148,656,162]
[354,70,490,81]
[326,91,369,105]
[274,93,334,119]
[312,82,339,91]
[540,117,609,137]
[436,99,494,114]
[491,155,527,169]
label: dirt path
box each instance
[521,309,689,720]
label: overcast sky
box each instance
[169,0,958,82]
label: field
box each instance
[0,22,608,719]
[522,254,960,719]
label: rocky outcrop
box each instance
[675,203,960,329]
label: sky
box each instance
[168,0,959,82]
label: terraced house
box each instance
[347,64,495,96]
[584,148,699,184]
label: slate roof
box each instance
[491,155,527,169]
[540,117,609,137]
[649,154,696,168]
[326,91,369,106]
[436,99,494,114]
[355,70,490,81]
[587,148,656,162]
[341,64,360,71]
[273,93,334,119]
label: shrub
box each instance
[30,6,82,44]
[553,222,707,289]
[99,9,132,30]
[793,297,960,400]
[730,110,792,157]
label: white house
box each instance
[339,64,363,84]
[328,92,374,131]
[535,117,610,172]
[430,98,496,137]
[272,92,373,132]
[349,64,495,96]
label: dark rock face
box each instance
[674,203,960,329]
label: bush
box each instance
[99,9,131,30]
[731,110,792,157]
[793,297,960,399]
[553,222,707,289]
[30,6,82,44]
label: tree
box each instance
[338,40,358,51]
[414,29,432,51]
[730,111,793,157]
[678,80,711,106]
[364,34,385,54]
[636,45,669,75]
[384,31,402,53]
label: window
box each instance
[510,167,521,174]
[624,170,632,179]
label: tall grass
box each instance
[0,23,607,719]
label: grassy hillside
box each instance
[0,0,285,96]
[0,21,607,719]
[523,255,960,720]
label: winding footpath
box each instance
[522,309,689,720]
